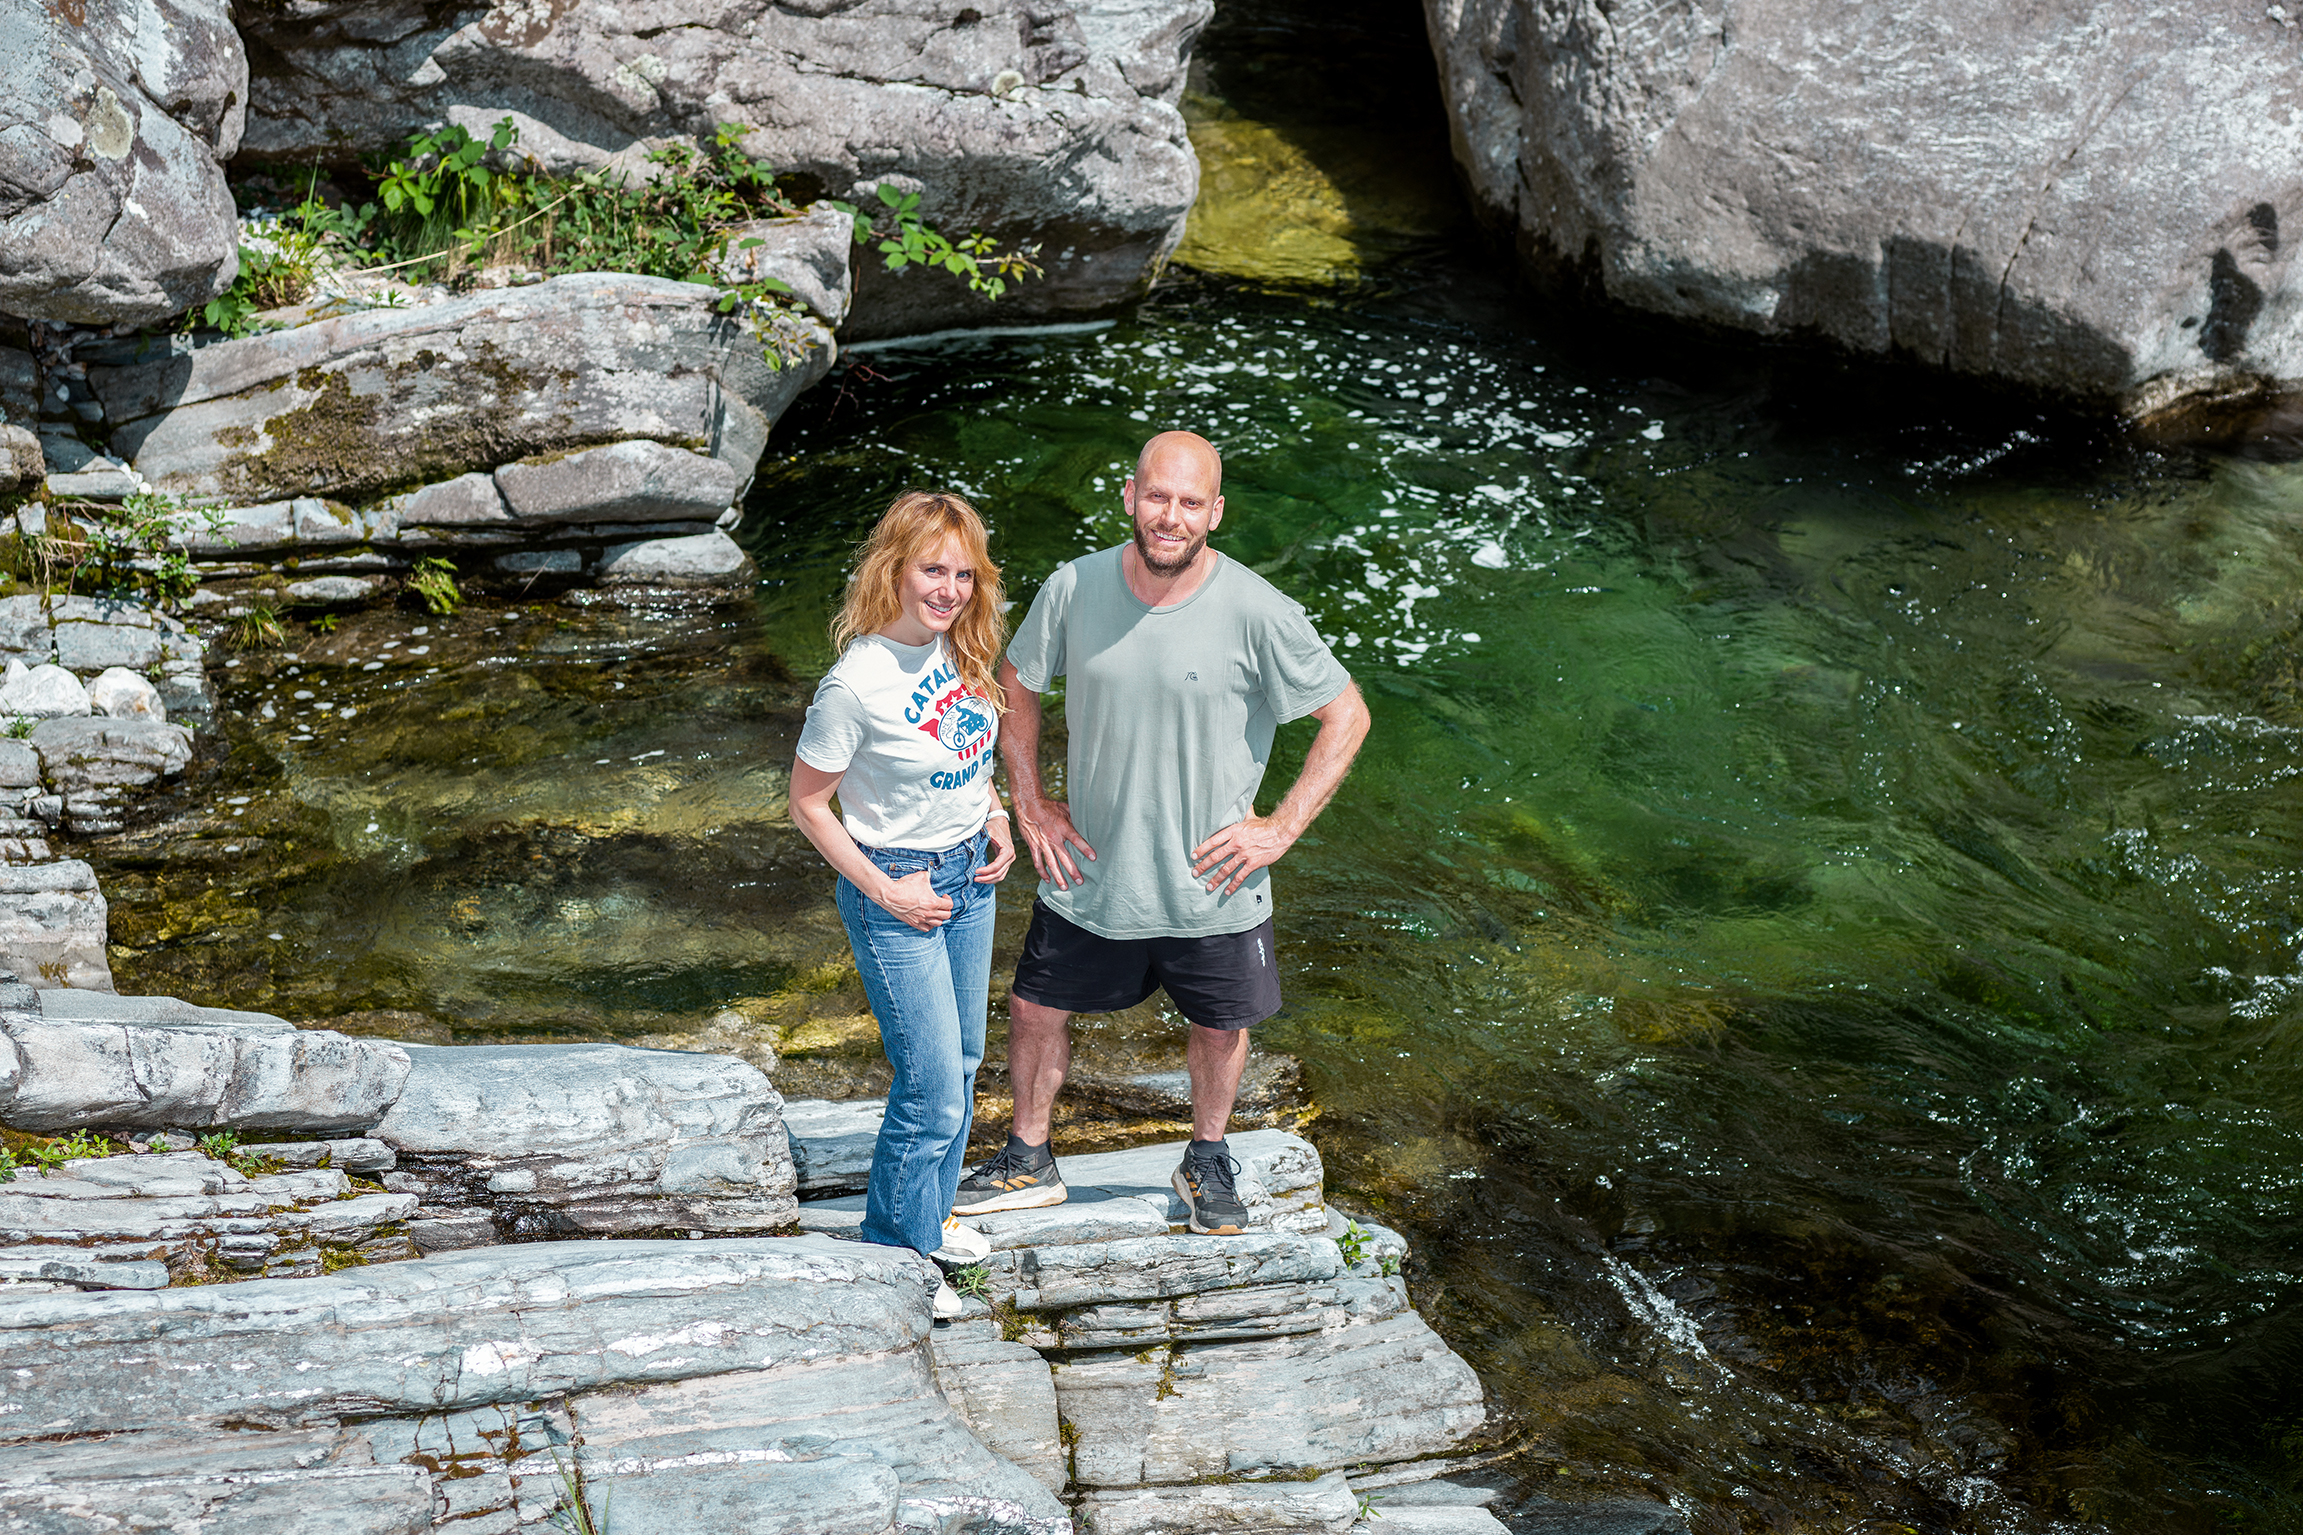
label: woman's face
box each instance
[884,534,975,645]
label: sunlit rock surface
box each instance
[232,0,1209,334]
[0,1236,1070,1533]
[0,0,245,324]
[1422,0,2303,411]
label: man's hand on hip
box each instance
[1191,814,1295,895]
[1018,797,1097,891]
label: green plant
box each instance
[1380,1253,1401,1278]
[24,1129,116,1171]
[408,556,461,615]
[309,612,341,635]
[375,117,528,273]
[546,1447,609,1535]
[195,1130,239,1161]
[35,490,229,606]
[230,602,286,650]
[1337,1219,1369,1268]
[0,1145,17,1177]
[4,716,31,739]
[838,183,1044,299]
[950,1261,991,1299]
[1356,1491,1384,1521]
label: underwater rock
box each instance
[232,0,1207,336]
[1422,0,2303,411]
[0,0,246,325]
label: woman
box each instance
[789,489,1014,1318]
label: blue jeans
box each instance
[835,829,995,1257]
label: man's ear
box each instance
[1208,494,1224,532]
[1122,477,1138,515]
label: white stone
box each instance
[86,667,165,722]
[0,664,90,719]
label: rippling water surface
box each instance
[96,272,2303,1529]
[80,15,2303,1524]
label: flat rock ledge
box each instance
[68,257,855,607]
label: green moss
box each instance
[216,341,623,505]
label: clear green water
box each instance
[95,273,2303,1529]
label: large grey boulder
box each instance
[0,0,246,325]
[371,1042,798,1239]
[232,0,1210,335]
[82,273,833,507]
[32,714,195,834]
[0,1429,436,1535]
[1078,1471,1361,1535]
[1423,0,2303,412]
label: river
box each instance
[86,3,2303,1529]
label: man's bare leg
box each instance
[1187,1024,1251,1144]
[1007,995,1074,1145]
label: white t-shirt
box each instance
[795,633,999,850]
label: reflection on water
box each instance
[86,276,2303,1529]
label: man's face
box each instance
[1124,443,1224,577]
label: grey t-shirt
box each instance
[1007,545,1351,939]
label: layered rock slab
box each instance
[373,1041,798,1242]
[1423,0,2303,411]
[0,998,411,1132]
[0,1236,1067,1532]
[83,273,831,507]
[233,0,1209,334]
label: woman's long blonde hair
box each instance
[830,490,1008,706]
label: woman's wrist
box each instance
[986,807,1010,820]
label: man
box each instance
[954,430,1371,1234]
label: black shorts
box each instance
[1011,901,1282,1030]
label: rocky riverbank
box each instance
[0,947,1538,1532]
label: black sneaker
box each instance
[952,1142,1068,1215]
[1171,1148,1252,1236]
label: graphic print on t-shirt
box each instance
[908,660,996,790]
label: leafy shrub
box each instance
[408,556,461,616]
[222,119,1039,366]
[28,490,229,607]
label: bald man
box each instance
[955,431,1371,1234]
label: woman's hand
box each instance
[877,869,954,931]
[977,815,1017,883]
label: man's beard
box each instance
[1134,525,1205,576]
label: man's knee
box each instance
[1010,994,1073,1033]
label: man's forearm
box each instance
[999,663,1050,807]
[1270,683,1371,840]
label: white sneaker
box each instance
[932,1278,962,1320]
[932,1215,991,1263]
